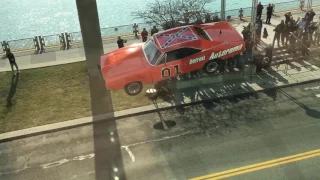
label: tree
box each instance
[132,0,214,30]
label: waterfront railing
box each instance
[0,0,318,56]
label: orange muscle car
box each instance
[100,21,246,96]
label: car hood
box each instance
[101,44,145,77]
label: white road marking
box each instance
[40,153,95,169]
[122,146,135,162]
[304,86,320,90]
[121,130,200,148]
[64,171,95,180]
[316,94,320,98]
[120,129,207,162]
[0,166,30,176]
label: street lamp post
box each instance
[250,0,258,79]
[221,0,226,21]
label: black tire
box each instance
[124,82,143,96]
[203,59,220,73]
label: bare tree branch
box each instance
[131,0,214,30]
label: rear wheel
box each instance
[203,60,220,73]
[124,82,143,96]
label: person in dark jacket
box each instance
[117,36,127,49]
[274,20,285,46]
[285,12,292,24]
[1,49,20,75]
[141,28,149,42]
[278,20,286,45]
[205,13,211,23]
[266,4,273,24]
[304,10,315,30]
[257,2,264,19]
[151,26,159,36]
[308,9,316,22]
[242,27,249,41]
[282,24,290,45]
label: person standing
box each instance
[141,28,149,42]
[285,12,292,25]
[205,13,211,23]
[272,4,275,16]
[151,26,159,36]
[117,36,127,49]
[266,4,273,24]
[273,22,284,46]
[304,10,315,30]
[257,2,264,19]
[277,20,286,45]
[242,27,249,41]
[288,31,298,54]
[133,23,139,39]
[283,21,290,45]
[1,49,20,75]
[309,9,316,22]
[239,8,244,21]
[300,0,305,10]
[297,18,306,37]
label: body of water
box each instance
[0,0,302,41]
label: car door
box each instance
[151,48,202,83]
[151,53,180,83]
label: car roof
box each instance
[153,25,199,53]
[152,22,236,53]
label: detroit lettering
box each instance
[210,44,243,59]
[189,56,206,65]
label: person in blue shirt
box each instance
[297,18,306,37]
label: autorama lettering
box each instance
[189,56,206,65]
[210,44,243,59]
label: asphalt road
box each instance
[0,81,320,180]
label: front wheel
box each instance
[203,60,220,73]
[124,82,143,96]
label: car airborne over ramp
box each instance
[100,21,246,96]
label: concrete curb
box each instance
[0,75,319,143]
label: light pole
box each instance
[250,0,258,79]
[221,0,226,21]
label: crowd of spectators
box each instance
[273,9,318,56]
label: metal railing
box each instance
[7,38,35,52]
[220,0,301,19]
[0,1,319,55]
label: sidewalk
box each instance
[0,38,142,72]
[0,7,318,72]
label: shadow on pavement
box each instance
[6,74,20,108]
[152,89,281,179]
[278,89,320,119]
[89,74,127,180]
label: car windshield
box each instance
[142,39,162,66]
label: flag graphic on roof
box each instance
[155,27,198,49]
